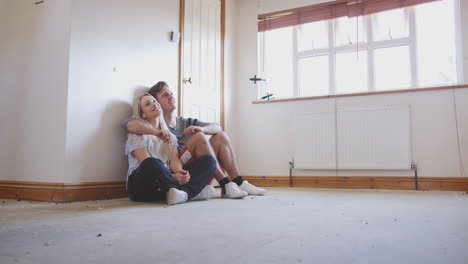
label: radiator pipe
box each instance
[289,161,294,187]
[412,164,418,190]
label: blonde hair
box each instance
[133,93,171,134]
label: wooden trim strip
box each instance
[253,84,468,104]
[2,176,466,202]
[178,0,185,116]
[0,181,64,188]
[0,181,127,202]
[220,0,226,129]
[243,176,468,191]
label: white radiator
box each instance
[294,106,412,170]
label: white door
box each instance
[181,0,221,124]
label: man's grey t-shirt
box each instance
[170,117,209,152]
[122,116,209,152]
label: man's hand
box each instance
[155,129,172,143]
[184,126,204,136]
[172,170,190,185]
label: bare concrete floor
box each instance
[1,188,468,264]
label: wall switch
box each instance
[170,31,180,43]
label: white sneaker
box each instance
[166,188,188,205]
[222,182,248,199]
[239,180,267,195]
[192,185,216,201]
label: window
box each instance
[259,27,294,99]
[257,0,461,100]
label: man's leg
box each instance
[208,131,239,179]
[185,132,229,183]
[184,132,247,198]
[209,131,267,195]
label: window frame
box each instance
[257,0,464,101]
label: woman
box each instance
[126,93,216,205]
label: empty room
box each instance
[1,0,467,263]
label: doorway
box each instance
[179,0,225,127]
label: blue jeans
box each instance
[127,154,216,202]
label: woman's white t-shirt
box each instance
[125,133,177,179]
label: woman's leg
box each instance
[179,154,217,199]
[127,157,177,202]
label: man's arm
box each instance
[184,123,222,136]
[127,119,158,135]
[127,119,171,143]
[200,123,222,135]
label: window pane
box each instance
[373,9,408,41]
[297,21,328,51]
[374,46,411,90]
[416,0,457,86]
[262,27,294,98]
[336,51,368,94]
[257,33,265,98]
[299,56,329,96]
[334,16,366,47]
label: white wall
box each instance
[65,0,179,183]
[461,0,468,80]
[1,0,466,185]
[0,0,71,183]
[0,0,179,184]
[228,0,468,177]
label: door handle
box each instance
[183,77,192,84]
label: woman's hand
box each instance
[184,126,204,136]
[154,129,172,143]
[172,169,190,185]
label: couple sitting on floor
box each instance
[124,81,266,205]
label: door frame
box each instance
[178,0,225,128]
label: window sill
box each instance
[252,84,468,104]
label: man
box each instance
[124,81,266,199]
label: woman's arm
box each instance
[169,146,190,185]
[169,146,183,172]
[132,148,151,163]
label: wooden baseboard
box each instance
[243,176,468,191]
[0,181,127,202]
[417,177,468,191]
[2,176,467,202]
